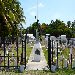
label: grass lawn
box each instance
[0,68,75,75]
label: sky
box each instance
[19,0,75,28]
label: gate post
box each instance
[21,40,23,63]
[24,30,27,69]
[3,37,6,68]
[8,53,9,69]
[57,42,58,68]
[48,35,51,70]
[52,40,53,63]
[16,37,18,69]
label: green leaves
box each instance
[0,0,25,37]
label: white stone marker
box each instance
[55,48,57,57]
[51,65,56,72]
[70,46,72,54]
[72,59,75,68]
[64,59,67,68]
[61,35,66,43]
[14,59,17,68]
[19,65,25,72]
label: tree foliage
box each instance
[0,0,25,37]
[27,19,75,38]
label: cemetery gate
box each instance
[0,36,27,70]
[48,35,75,71]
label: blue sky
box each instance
[19,0,75,28]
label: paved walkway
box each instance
[26,47,48,70]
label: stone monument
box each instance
[33,41,42,62]
[32,20,42,62]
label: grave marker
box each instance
[64,59,68,68]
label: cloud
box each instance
[30,11,36,16]
[28,2,45,17]
[29,2,44,11]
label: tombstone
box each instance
[45,34,50,49]
[19,65,25,72]
[6,50,8,55]
[61,35,67,43]
[50,36,58,49]
[55,48,57,57]
[50,36,56,41]
[72,59,75,68]
[70,46,72,54]
[64,59,68,68]
[32,28,42,62]
[55,41,57,48]
[45,36,48,48]
[51,65,56,72]
[73,40,75,48]
[61,35,67,47]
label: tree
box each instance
[0,0,25,38]
[41,23,47,35]
[49,19,66,37]
[67,21,71,28]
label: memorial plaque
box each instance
[35,49,40,55]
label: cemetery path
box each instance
[26,48,48,70]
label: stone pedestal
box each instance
[33,41,42,62]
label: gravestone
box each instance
[51,65,56,72]
[32,29,42,62]
[72,59,75,68]
[55,48,57,57]
[61,35,67,47]
[6,50,8,55]
[73,40,75,48]
[61,35,67,43]
[45,35,48,48]
[64,59,68,68]
[19,65,25,72]
[50,36,56,41]
[70,46,72,54]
